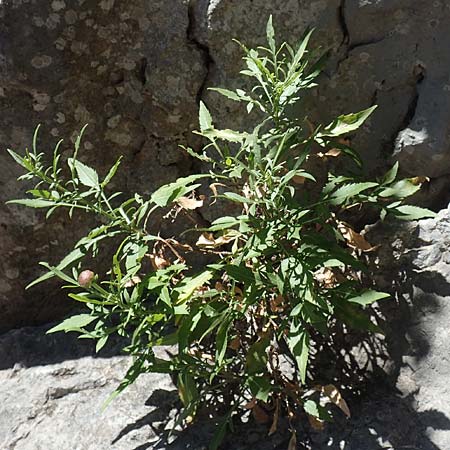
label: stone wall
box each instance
[1,1,450,330]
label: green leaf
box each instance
[204,128,247,143]
[177,371,199,407]
[151,174,207,207]
[209,414,231,450]
[287,321,309,384]
[199,101,213,132]
[290,28,314,72]
[7,199,55,208]
[27,247,85,289]
[379,179,420,198]
[334,301,383,334]
[7,149,28,169]
[96,335,109,353]
[246,337,269,374]
[101,156,122,187]
[266,15,276,53]
[382,161,399,185]
[209,216,241,231]
[347,290,390,306]
[247,375,272,402]
[390,205,436,221]
[303,400,332,421]
[321,106,377,137]
[47,314,96,334]
[329,182,378,205]
[69,158,99,188]
[225,264,255,284]
[216,318,231,366]
[222,192,254,204]
[209,87,242,102]
[176,271,213,302]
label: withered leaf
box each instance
[338,222,378,252]
[314,267,337,288]
[252,404,270,424]
[317,148,342,158]
[307,414,325,431]
[268,398,280,436]
[244,398,257,410]
[196,232,237,249]
[410,176,430,186]
[270,295,284,312]
[321,384,351,418]
[287,432,297,450]
[292,175,306,184]
[177,196,204,210]
[149,254,170,270]
[229,336,241,350]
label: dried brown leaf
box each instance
[229,336,241,350]
[338,222,378,252]
[252,404,270,424]
[270,295,285,312]
[209,182,226,198]
[314,267,337,288]
[321,384,351,418]
[269,398,280,436]
[244,397,257,410]
[307,414,325,431]
[292,175,306,184]
[123,276,142,288]
[177,196,204,210]
[325,148,342,157]
[149,254,170,270]
[287,431,297,450]
[196,232,237,249]
[410,176,430,185]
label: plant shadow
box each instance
[110,219,450,449]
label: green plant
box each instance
[7,17,434,449]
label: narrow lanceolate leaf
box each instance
[176,271,213,302]
[199,101,213,132]
[208,216,241,231]
[347,290,390,306]
[329,182,378,205]
[7,199,55,208]
[222,192,254,204]
[46,314,96,334]
[69,159,99,188]
[390,205,437,221]
[266,15,276,53]
[287,322,309,384]
[27,247,85,289]
[101,156,122,187]
[209,87,242,102]
[225,264,255,284]
[382,161,399,185]
[320,105,377,137]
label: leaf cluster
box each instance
[7,16,435,449]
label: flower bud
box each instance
[78,270,95,288]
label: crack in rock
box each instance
[187,0,214,105]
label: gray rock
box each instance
[1,0,450,332]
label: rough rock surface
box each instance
[1,0,450,330]
[1,206,450,450]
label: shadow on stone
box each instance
[0,322,125,370]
